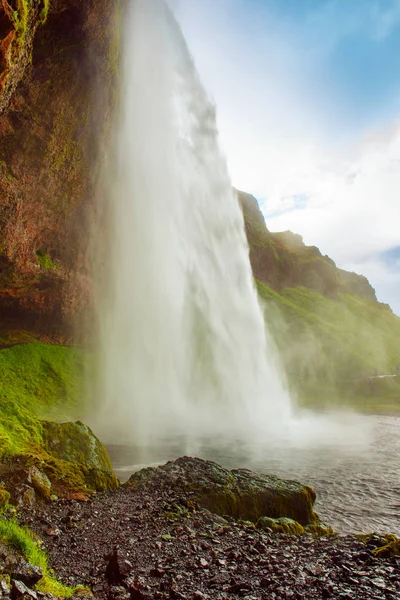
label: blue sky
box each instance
[171,0,400,314]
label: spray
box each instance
[92,0,292,446]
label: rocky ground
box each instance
[16,457,400,600]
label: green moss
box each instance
[0,518,76,597]
[256,516,305,536]
[129,458,318,527]
[35,248,57,270]
[372,535,400,558]
[0,343,83,456]
[0,342,117,493]
[40,0,50,24]
[304,523,335,537]
[42,420,114,473]
[0,489,10,507]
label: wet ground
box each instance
[21,459,400,600]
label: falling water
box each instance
[92,0,293,447]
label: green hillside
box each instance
[238,191,400,413]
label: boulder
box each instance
[41,420,118,492]
[42,420,113,472]
[126,456,319,526]
[27,467,51,500]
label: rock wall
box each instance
[0,0,119,338]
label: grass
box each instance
[0,343,84,457]
[0,518,76,597]
[256,280,400,413]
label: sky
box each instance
[170,0,400,315]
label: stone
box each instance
[256,517,305,536]
[105,548,133,584]
[0,579,10,596]
[304,523,335,538]
[28,468,51,501]
[15,486,36,508]
[10,580,37,600]
[11,562,43,587]
[126,457,319,527]
[41,421,118,491]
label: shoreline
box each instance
[16,457,400,600]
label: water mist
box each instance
[91,0,371,463]
[91,0,292,447]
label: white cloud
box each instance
[263,121,400,314]
[170,0,400,313]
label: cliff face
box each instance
[238,190,377,303]
[0,0,118,338]
[0,1,391,343]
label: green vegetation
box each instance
[256,280,400,412]
[0,518,76,597]
[35,248,58,270]
[40,0,50,25]
[0,342,117,492]
[0,343,83,457]
[9,1,49,42]
[10,0,31,44]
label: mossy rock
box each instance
[257,516,305,535]
[304,523,335,538]
[41,420,118,492]
[369,534,400,558]
[127,456,319,527]
[0,488,10,508]
[42,420,112,472]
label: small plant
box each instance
[0,518,76,597]
[35,248,58,270]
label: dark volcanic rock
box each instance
[126,456,318,526]
[19,456,400,600]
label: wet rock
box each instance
[17,456,400,600]
[0,579,10,596]
[127,457,318,526]
[42,421,114,473]
[105,548,133,584]
[257,517,305,535]
[15,486,36,508]
[227,580,253,594]
[10,580,37,600]
[372,535,400,558]
[304,523,334,537]
[108,586,130,600]
[28,468,51,501]
[11,562,42,587]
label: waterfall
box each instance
[92,0,292,447]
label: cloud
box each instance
[169,0,400,313]
[263,120,400,313]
